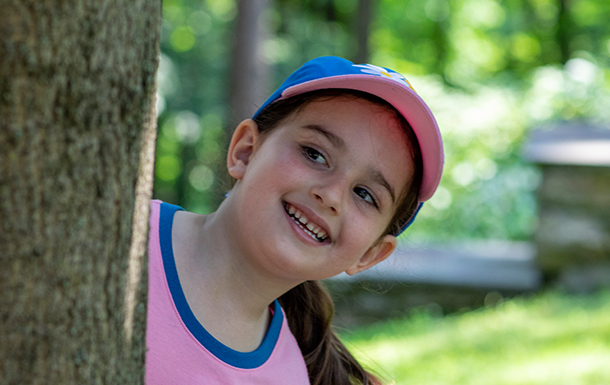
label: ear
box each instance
[345,234,397,276]
[227,119,260,180]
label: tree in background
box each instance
[230,0,271,127]
[0,0,161,383]
[355,0,374,63]
[154,0,235,212]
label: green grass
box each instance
[341,290,610,385]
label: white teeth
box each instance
[304,226,320,241]
[285,203,328,242]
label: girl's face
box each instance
[227,97,414,283]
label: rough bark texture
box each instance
[0,0,161,383]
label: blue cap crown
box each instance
[255,56,415,118]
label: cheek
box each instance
[249,145,311,192]
[274,148,314,183]
[338,213,385,250]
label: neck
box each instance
[172,196,300,352]
[202,196,298,307]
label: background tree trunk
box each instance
[229,0,271,128]
[354,0,373,64]
[556,0,573,64]
[0,0,161,383]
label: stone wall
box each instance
[326,240,540,327]
[535,164,610,291]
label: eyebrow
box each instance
[301,124,396,204]
[301,124,345,149]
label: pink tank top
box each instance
[146,200,310,384]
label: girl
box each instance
[146,56,444,385]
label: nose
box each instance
[311,176,348,214]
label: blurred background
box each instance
[154,0,610,383]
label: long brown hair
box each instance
[254,89,423,385]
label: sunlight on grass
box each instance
[342,291,610,385]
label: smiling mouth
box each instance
[283,202,329,243]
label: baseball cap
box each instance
[253,56,444,234]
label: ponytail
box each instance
[279,281,383,385]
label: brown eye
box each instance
[354,187,378,208]
[303,146,327,165]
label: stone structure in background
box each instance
[524,122,610,292]
[327,240,540,328]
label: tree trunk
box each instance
[0,0,161,383]
[556,0,572,64]
[229,0,270,128]
[354,0,373,64]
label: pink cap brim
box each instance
[280,75,444,202]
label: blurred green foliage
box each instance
[342,290,610,384]
[154,0,610,241]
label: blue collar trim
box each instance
[158,202,283,369]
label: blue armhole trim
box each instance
[158,202,283,369]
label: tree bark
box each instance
[0,0,161,383]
